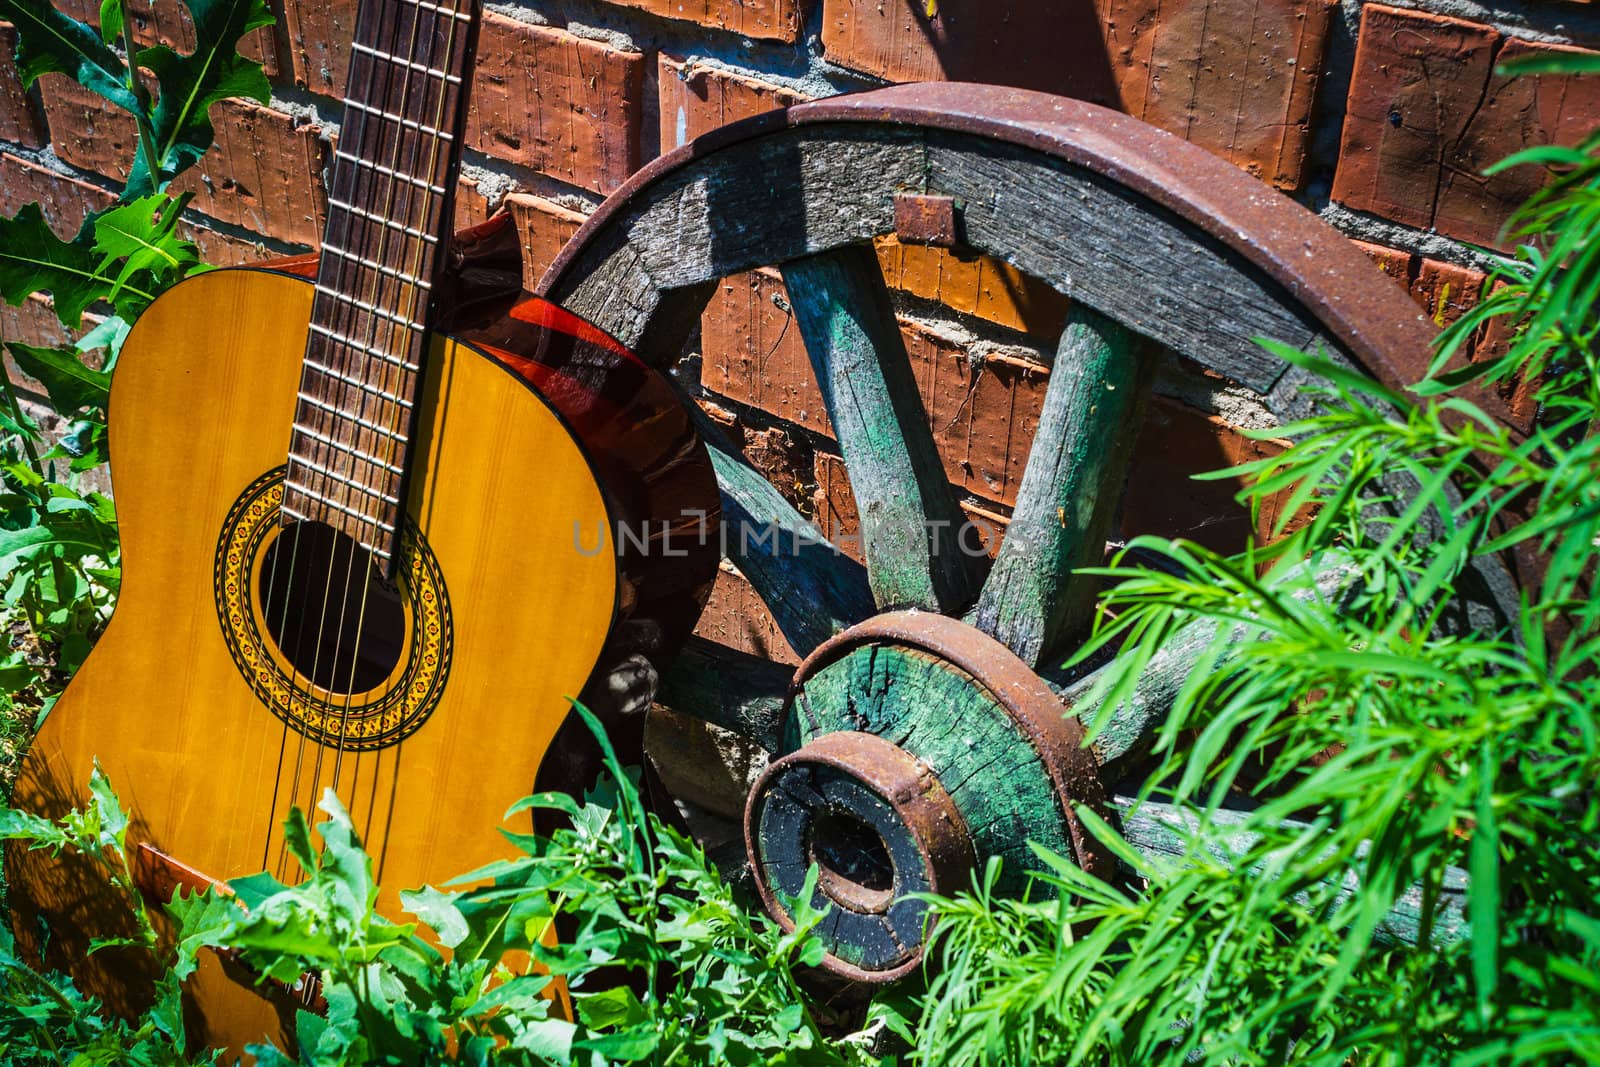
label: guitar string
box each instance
[291,0,448,858]
[321,0,462,844]
[268,0,413,884]
[333,4,463,838]
[304,0,464,882]
[260,2,393,883]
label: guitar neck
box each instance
[283,0,480,564]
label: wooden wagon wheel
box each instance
[537,83,1504,982]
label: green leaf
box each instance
[0,204,125,328]
[126,0,273,196]
[91,193,200,301]
[7,342,110,414]
[0,0,137,109]
[1497,50,1600,77]
[1470,742,1501,1024]
[281,805,316,874]
[576,985,649,1030]
[96,0,121,44]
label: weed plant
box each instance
[0,0,265,753]
[899,50,1600,1067]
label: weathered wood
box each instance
[1112,797,1468,947]
[655,635,791,752]
[970,306,1149,666]
[922,133,1327,393]
[781,245,986,614]
[1053,553,1360,773]
[790,643,1072,899]
[544,123,1345,398]
[691,404,874,657]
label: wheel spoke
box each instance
[690,404,875,657]
[971,305,1150,666]
[1111,796,1467,947]
[656,636,791,752]
[1050,553,1361,773]
[779,245,985,614]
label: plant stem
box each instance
[117,0,164,191]
[0,364,46,482]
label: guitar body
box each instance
[8,265,637,1052]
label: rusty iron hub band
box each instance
[744,610,1114,984]
[541,83,1442,420]
[791,610,1114,882]
[745,731,975,983]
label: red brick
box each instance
[0,293,77,354]
[691,564,799,664]
[39,81,321,248]
[466,15,644,196]
[279,0,356,96]
[700,268,828,434]
[179,217,279,265]
[1100,0,1334,189]
[171,99,328,247]
[700,268,1051,507]
[0,152,115,238]
[0,23,45,147]
[454,176,494,232]
[875,236,1069,339]
[658,54,808,154]
[40,74,141,181]
[1437,38,1600,246]
[1351,238,1412,287]
[821,0,1333,190]
[505,193,588,290]
[600,0,804,42]
[811,449,860,562]
[1123,395,1294,551]
[1333,6,1600,248]
[919,341,1050,507]
[52,0,277,76]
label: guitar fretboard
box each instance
[282,0,478,564]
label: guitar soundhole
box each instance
[258,521,406,694]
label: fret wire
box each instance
[331,152,448,197]
[325,198,440,246]
[400,0,472,22]
[339,100,455,143]
[288,453,401,505]
[303,359,415,404]
[281,476,396,543]
[292,423,406,474]
[310,301,427,348]
[320,238,436,286]
[278,488,396,559]
[349,40,464,84]
[296,392,413,437]
[282,478,398,531]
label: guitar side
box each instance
[7,267,619,1050]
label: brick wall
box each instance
[0,0,1596,652]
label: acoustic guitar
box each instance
[6,0,715,1052]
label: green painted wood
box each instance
[1112,796,1468,947]
[1052,552,1360,773]
[788,643,1070,898]
[655,635,791,753]
[970,306,1150,667]
[691,403,875,657]
[779,245,987,616]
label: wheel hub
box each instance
[743,610,1110,983]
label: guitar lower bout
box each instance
[7,267,625,1052]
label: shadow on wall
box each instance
[880,0,1124,110]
